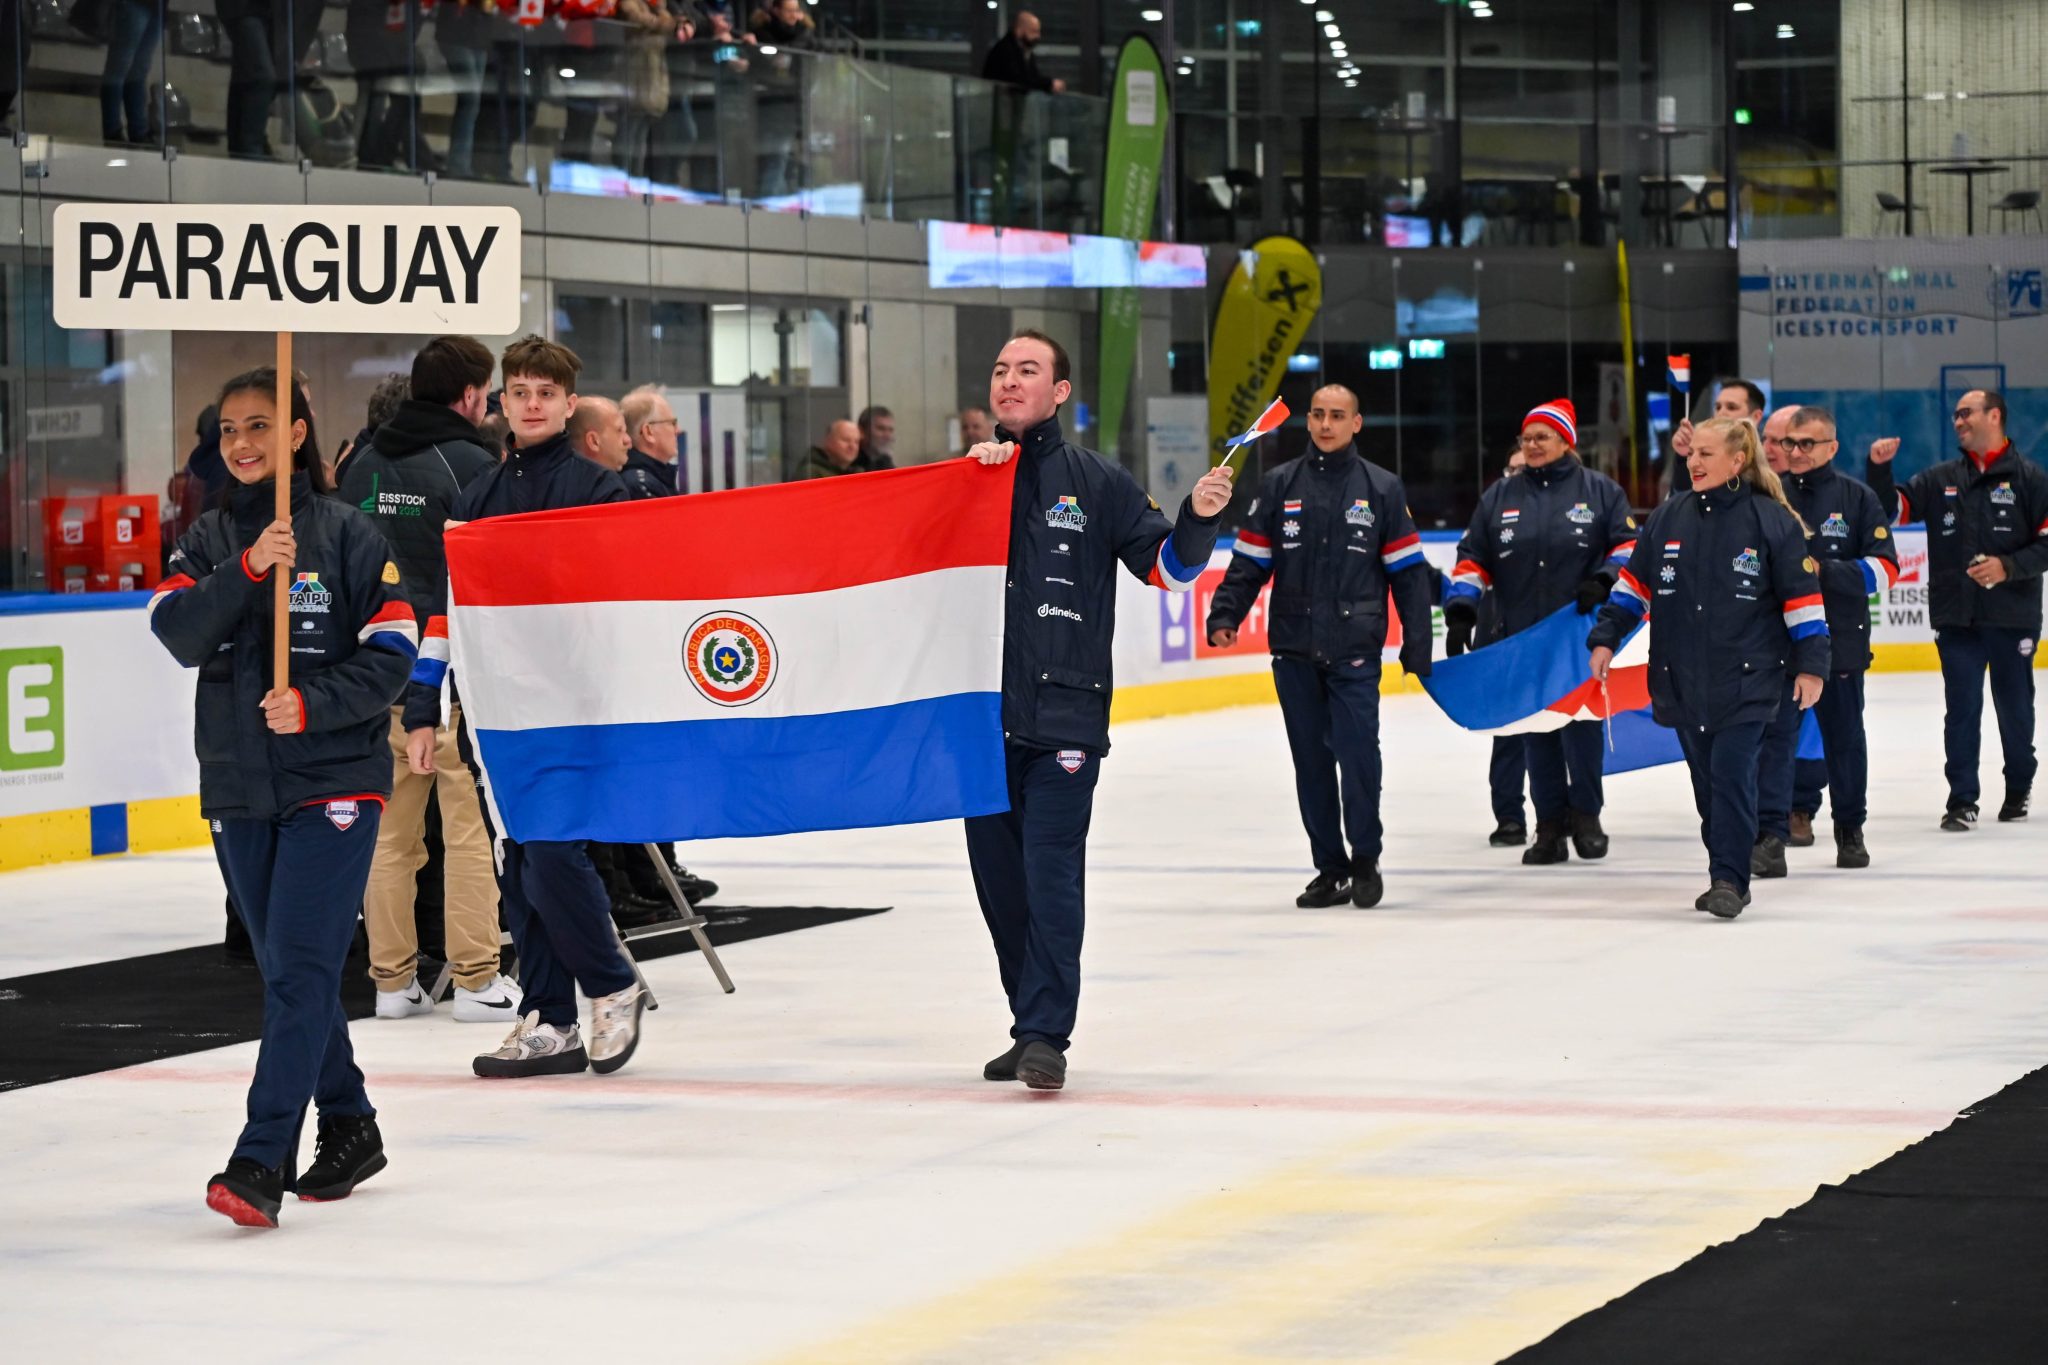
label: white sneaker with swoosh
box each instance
[374,977,435,1019]
[452,974,524,1023]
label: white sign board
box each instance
[53,204,524,335]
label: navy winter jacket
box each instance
[1444,454,1636,640]
[151,475,418,820]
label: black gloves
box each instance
[1400,638,1433,679]
[1575,576,1612,614]
[1442,599,1477,657]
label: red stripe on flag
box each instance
[447,460,1016,607]
[1547,665,1652,719]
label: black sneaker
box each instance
[206,1157,284,1228]
[1834,824,1870,870]
[1940,803,1979,832]
[1350,860,1385,909]
[1998,789,2030,823]
[1015,1041,1066,1091]
[675,867,720,903]
[984,1040,1027,1081]
[1522,821,1571,865]
[1488,820,1528,848]
[297,1115,387,1202]
[1295,871,1351,908]
[1570,811,1609,860]
[611,892,684,930]
[1749,834,1788,879]
[1700,881,1750,919]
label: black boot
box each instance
[297,1115,387,1201]
[1834,824,1869,870]
[1698,881,1750,919]
[1998,788,2030,823]
[611,891,684,930]
[1940,802,1979,832]
[1350,859,1384,909]
[1749,834,1788,879]
[1296,871,1351,908]
[1015,1041,1066,1091]
[206,1157,284,1228]
[1788,811,1816,847]
[1522,820,1570,865]
[983,1040,1027,1081]
[1488,820,1528,848]
[1569,811,1609,860]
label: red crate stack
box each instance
[43,494,161,593]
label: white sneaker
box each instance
[451,974,524,1023]
[374,977,435,1020]
[587,985,645,1075]
[472,1011,588,1078]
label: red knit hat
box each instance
[1523,399,1577,447]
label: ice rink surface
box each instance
[3,672,2044,1363]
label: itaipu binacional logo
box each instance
[683,611,778,707]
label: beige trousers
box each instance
[363,706,501,991]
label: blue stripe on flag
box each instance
[1420,601,1635,731]
[475,692,1009,842]
[1796,707,1825,761]
[1605,708,1686,774]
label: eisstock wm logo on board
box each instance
[683,611,778,707]
[1,646,65,774]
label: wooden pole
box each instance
[273,331,293,692]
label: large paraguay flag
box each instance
[1420,601,1683,774]
[442,461,1014,842]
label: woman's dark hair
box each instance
[216,366,329,499]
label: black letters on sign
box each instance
[177,224,225,300]
[448,225,499,304]
[284,222,341,304]
[230,227,281,302]
[79,223,122,297]
[401,230,452,305]
[120,224,169,298]
[348,223,398,305]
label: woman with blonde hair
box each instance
[1586,418,1830,919]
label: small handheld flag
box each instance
[1218,398,1290,468]
[1667,354,1691,393]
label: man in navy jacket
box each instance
[964,330,1232,1091]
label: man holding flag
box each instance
[1205,384,1434,911]
[967,331,1233,1092]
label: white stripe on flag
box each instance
[452,565,1005,732]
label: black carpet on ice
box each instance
[1502,1065,2048,1365]
[0,906,887,1092]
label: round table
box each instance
[1929,163,2010,235]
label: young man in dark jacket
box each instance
[1206,384,1435,910]
[1867,390,2048,829]
[337,336,512,1023]
[408,337,646,1079]
[964,330,1232,1091]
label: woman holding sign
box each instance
[1588,418,1829,920]
[150,367,419,1228]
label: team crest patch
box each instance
[1056,749,1085,774]
[1566,502,1595,525]
[683,611,779,707]
[1045,496,1087,531]
[1732,547,1763,577]
[1803,556,1817,574]
[1819,513,1849,538]
[1991,482,2016,505]
[290,572,333,613]
[381,560,402,585]
[1345,499,1375,528]
[1874,526,1890,540]
[325,800,360,831]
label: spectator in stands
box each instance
[749,0,814,196]
[567,396,633,474]
[612,0,686,177]
[807,418,863,478]
[983,10,1065,94]
[335,336,513,1022]
[959,405,993,453]
[434,0,493,180]
[98,0,165,147]
[856,405,897,470]
[338,372,410,467]
[622,385,681,496]
[216,0,325,159]
[165,406,225,561]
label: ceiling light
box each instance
[1140,7,1162,19]
[1344,79,1358,88]
[558,67,576,78]
[1315,8,1333,18]
[1732,2,1754,10]
[1323,23,1340,37]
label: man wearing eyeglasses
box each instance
[1754,406,1898,872]
[622,385,682,498]
[1868,390,2048,830]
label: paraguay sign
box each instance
[53,204,523,335]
